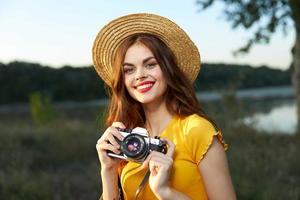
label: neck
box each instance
[143,99,173,137]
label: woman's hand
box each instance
[142,139,175,198]
[96,122,125,172]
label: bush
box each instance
[29,92,57,126]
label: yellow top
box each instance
[120,114,228,200]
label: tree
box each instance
[197,0,300,132]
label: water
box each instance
[243,98,296,134]
[198,86,296,134]
[0,86,297,134]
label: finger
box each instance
[106,133,120,147]
[148,159,169,176]
[142,151,166,168]
[142,151,156,168]
[149,156,173,166]
[149,160,161,175]
[108,127,124,141]
[97,138,102,145]
[150,165,158,176]
[112,121,126,129]
[98,127,123,145]
[97,142,121,154]
[162,138,175,158]
[148,155,173,171]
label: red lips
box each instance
[135,81,155,93]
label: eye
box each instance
[123,66,135,74]
[146,62,158,69]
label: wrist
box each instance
[155,186,172,200]
[101,165,118,175]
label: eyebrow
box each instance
[123,56,156,67]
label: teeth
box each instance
[137,83,153,90]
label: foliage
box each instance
[0,116,103,200]
[29,92,57,126]
[195,63,290,91]
[0,101,299,199]
[196,0,293,55]
[0,61,105,104]
[196,0,300,131]
[0,61,291,104]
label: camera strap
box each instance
[118,175,124,200]
[135,170,150,200]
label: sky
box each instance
[0,0,296,70]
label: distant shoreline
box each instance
[198,85,294,101]
[0,85,294,114]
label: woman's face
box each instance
[123,43,167,105]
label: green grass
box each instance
[0,102,299,200]
[0,107,105,200]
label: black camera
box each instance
[107,127,168,163]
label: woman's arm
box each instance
[143,139,191,200]
[154,187,191,200]
[100,168,119,200]
[96,122,126,200]
[198,137,236,200]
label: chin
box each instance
[135,95,165,105]
[129,90,165,105]
[134,97,154,104]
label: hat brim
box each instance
[92,13,201,86]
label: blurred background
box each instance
[0,0,299,199]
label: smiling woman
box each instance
[122,40,168,105]
[93,13,236,200]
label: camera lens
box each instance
[121,134,148,160]
[127,137,140,152]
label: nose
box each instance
[135,66,147,80]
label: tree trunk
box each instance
[290,1,300,133]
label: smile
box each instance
[135,82,155,93]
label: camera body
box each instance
[107,127,167,163]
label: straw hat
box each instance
[92,13,201,86]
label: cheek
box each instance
[152,70,166,86]
[159,76,168,92]
[150,68,163,79]
[124,76,134,91]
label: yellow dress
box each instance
[120,114,228,200]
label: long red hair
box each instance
[105,34,218,130]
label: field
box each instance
[0,100,299,200]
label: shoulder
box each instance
[176,114,228,163]
[179,114,217,135]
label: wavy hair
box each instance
[105,33,218,130]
